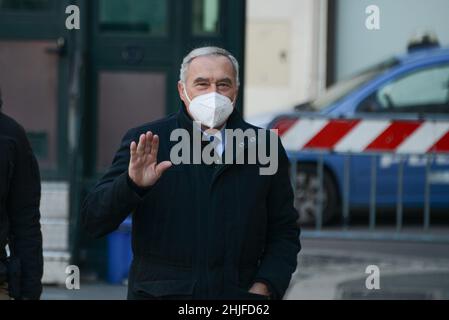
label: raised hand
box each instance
[128,131,172,188]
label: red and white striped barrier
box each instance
[276,118,449,154]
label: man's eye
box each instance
[218,83,231,88]
[196,83,209,87]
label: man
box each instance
[82,47,301,300]
[0,89,44,300]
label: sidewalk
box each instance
[284,238,449,300]
[42,283,127,300]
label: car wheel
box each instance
[293,163,339,226]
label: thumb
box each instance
[156,161,173,177]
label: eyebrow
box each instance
[193,77,210,84]
[193,77,233,85]
[217,78,233,85]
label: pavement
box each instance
[42,283,128,300]
[284,237,449,300]
[42,231,449,300]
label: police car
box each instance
[269,39,449,224]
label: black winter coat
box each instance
[0,112,43,299]
[82,106,301,300]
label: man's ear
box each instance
[178,81,188,106]
[232,89,239,105]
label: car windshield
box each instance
[311,58,399,111]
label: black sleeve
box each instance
[254,136,301,300]
[6,127,43,300]
[81,129,150,239]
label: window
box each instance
[192,0,220,36]
[0,40,60,172]
[0,0,52,10]
[358,64,449,114]
[99,0,168,36]
[97,71,166,171]
[310,58,397,111]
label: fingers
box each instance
[129,141,138,166]
[131,131,162,165]
[130,141,137,158]
[151,134,160,160]
[136,134,146,157]
[145,131,153,158]
[156,161,172,177]
[133,132,154,158]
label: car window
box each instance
[312,71,380,111]
[310,58,397,111]
[358,64,449,114]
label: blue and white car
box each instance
[268,45,449,224]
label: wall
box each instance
[335,0,449,81]
[244,0,328,118]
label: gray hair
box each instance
[179,46,240,87]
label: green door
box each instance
[0,0,72,179]
[78,0,246,279]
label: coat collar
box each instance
[175,101,260,185]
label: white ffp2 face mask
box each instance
[184,87,234,129]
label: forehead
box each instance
[186,55,235,81]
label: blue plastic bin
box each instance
[107,217,133,284]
